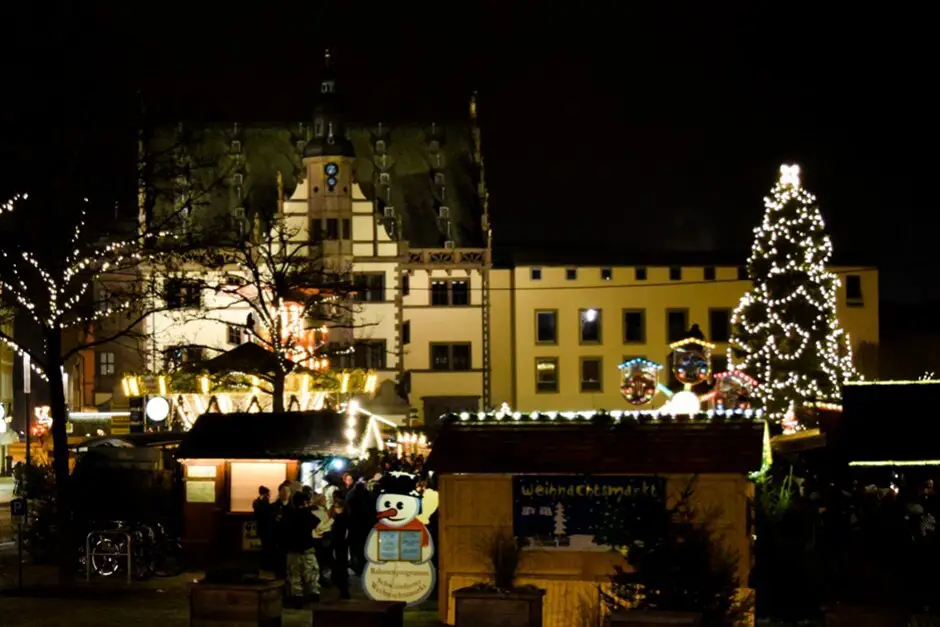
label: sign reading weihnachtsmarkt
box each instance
[512,476,666,550]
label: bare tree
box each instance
[184,215,362,412]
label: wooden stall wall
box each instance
[437,473,753,627]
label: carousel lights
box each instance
[668,337,717,351]
[618,358,663,371]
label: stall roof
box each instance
[427,421,765,475]
[72,432,186,450]
[833,381,940,464]
[176,411,348,460]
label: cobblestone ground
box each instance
[0,561,444,626]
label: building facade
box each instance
[72,52,881,425]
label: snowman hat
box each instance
[378,471,421,498]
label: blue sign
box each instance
[10,498,26,517]
[512,475,665,550]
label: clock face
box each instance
[327,177,337,189]
[324,163,339,176]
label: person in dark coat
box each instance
[285,491,321,606]
[252,486,274,572]
[346,476,375,575]
[271,481,293,579]
[329,493,351,599]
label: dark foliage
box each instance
[601,481,751,627]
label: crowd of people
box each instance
[249,456,431,607]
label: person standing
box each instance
[271,481,293,580]
[329,493,351,599]
[285,491,321,607]
[252,486,274,573]
[346,475,374,575]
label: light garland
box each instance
[445,407,764,424]
[729,164,857,423]
[1,192,179,386]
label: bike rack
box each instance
[85,530,133,584]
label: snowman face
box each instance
[376,493,420,527]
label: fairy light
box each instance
[441,407,764,423]
[729,164,857,423]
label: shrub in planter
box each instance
[600,481,752,627]
[453,528,545,627]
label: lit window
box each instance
[230,462,287,513]
[98,352,115,376]
[536,358,558,393]
[227,324,243,345]
[580,309,602,343]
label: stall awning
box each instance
[176,410,347,460]
[832,381,940,465]
[427,422,765,475]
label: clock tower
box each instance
[303,49,357,259]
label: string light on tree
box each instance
[729,164,857,425]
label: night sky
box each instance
[1,5,935,307]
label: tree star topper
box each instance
[779,164,801,188]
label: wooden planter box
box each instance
[453,587,545,627]
[824,606,908,627]
[190,579,283,627]
[606,609,701,627]
[311,601,406,627]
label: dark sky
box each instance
[1,4,936,304]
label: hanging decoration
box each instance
[712,370,759,410]
[618,358,663,405]
[669,337,715,386]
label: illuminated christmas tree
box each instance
[730,165,856,423]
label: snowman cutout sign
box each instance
[362,472,436,605]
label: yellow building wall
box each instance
[510,265,879,412]
[437,473,754,626]
[403,268,487,420]
[489,269,514,407]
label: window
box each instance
[353,340,387,369]
[709,309,731,342]
[535,310,558,344]
[230,462,286,513]
[164,279,201,309]
[580,308,602,343]
[737,266,748,281]
[530,268,542,280]
[535,358,559,393]
[635,267,647,281]
[227,324,243,345]
[341,218,351,240]
[580,357,602,392]
[401,274,410,296]
[667,310,688,343]
[98,352,115,376]
[704,266,716,281]
[451,280,470,305]
[601,268,613,281]
[565,268,577,281]
[623,309,646,343]
[402,321,411,345]
[669,267,682,281]
[354,274,385,302]
[846,275,863,306]
[430,343,471,371]
[325,218,339,240]
[184,347,203,363]
[430,279,469,306]
[309,219,323,243]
